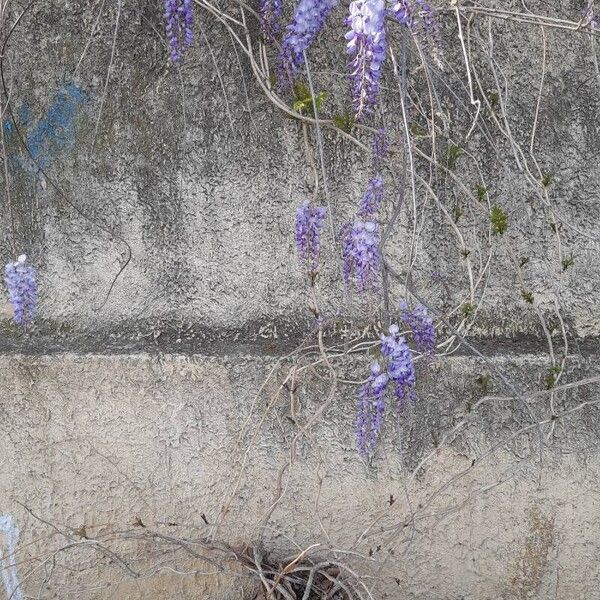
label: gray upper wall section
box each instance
[1,0,599,339]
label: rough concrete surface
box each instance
[1,0,600,598]
[2,351,600,599]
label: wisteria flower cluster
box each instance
[342,219,382,293]
[356,323,415,456]
[400,301,436,354]
[279,0,339,81]
[356,360,388,456]
[582,2,600,28]
[355,303,435,457]
[4,255,37,326]
[391,0,437,34]
[164,0,194,63]
[295,202,327,273]
[342,131,387,294]
[259,0,283,41]
[345,0,387,120]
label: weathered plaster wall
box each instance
[2,0,600,598]
[0,0,599,338]
[2,352,600,599]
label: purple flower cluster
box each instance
[295,202,327,272]
[380,324,416,405]
[372,128,388,170]
[391,0,412,26]
[356,361,389,456]
[400,301,436,354]
[342,218,382,293]
[279,0,339,81]
[342,131,388,294]
[582,3,600,28]
[355,324,416,457]
[357,174,384,218]
[392,0,437,32]
[260,0,283,41]
[4,255,37,326]
[164,0,194,63]
[345,0,387,120]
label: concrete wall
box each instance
[2,0,600,598]
[2,351,600,599]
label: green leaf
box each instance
[488,91,500,109]
[292,83,328,116]
[545,366,562,390]
[476,185,488,202]
[476,374,491,394]
[409,123,427,138]
[333,112,355,133]
[461,303,474,318]
[490,205,508,235]
[453,203,463,223]
[561,255,575,272]
[521,290,534,304]
[447,144,462,169]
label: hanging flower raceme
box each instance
[295,202,327,273]
[372,128,388,171]
[413,0,437,35]
[357,174,384,218]
[391,0,413,27]
[259,0,283,41]
[400,301,436,355]
[342,218,382,293]
[279,0,339,82]
[391,0,440,66]
[356,361,389,457]
[164,0,194,63]
[380,324,416,406]
[582,2,600,28]
[4,255,37,326]
[345,0,387,120]
[355,324,416,457]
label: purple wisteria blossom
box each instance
[380,324,416,406]
[164,0,194,63]
[4,255,37,326]
[372,128,388,170]
[357,174,384,218]
[345,0,387,120]
[391,0,437,33]
[356,361,389,457]
[391,0,413,26]
[582,2,600,28]
[400,301,436,355]
[342,218,382,293]
[391,0,441,67]
[355,323,417,457]
[295,202,327,272]
[259,0,283,41]
[279,0,339,82]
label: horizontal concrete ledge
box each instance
[1,321,600,358]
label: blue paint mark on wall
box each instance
[26,83,86,168]
[2,83,86,172]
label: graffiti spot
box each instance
[26,83,86,168]
[2,83,85,174]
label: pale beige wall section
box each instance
[2,352,600,599]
